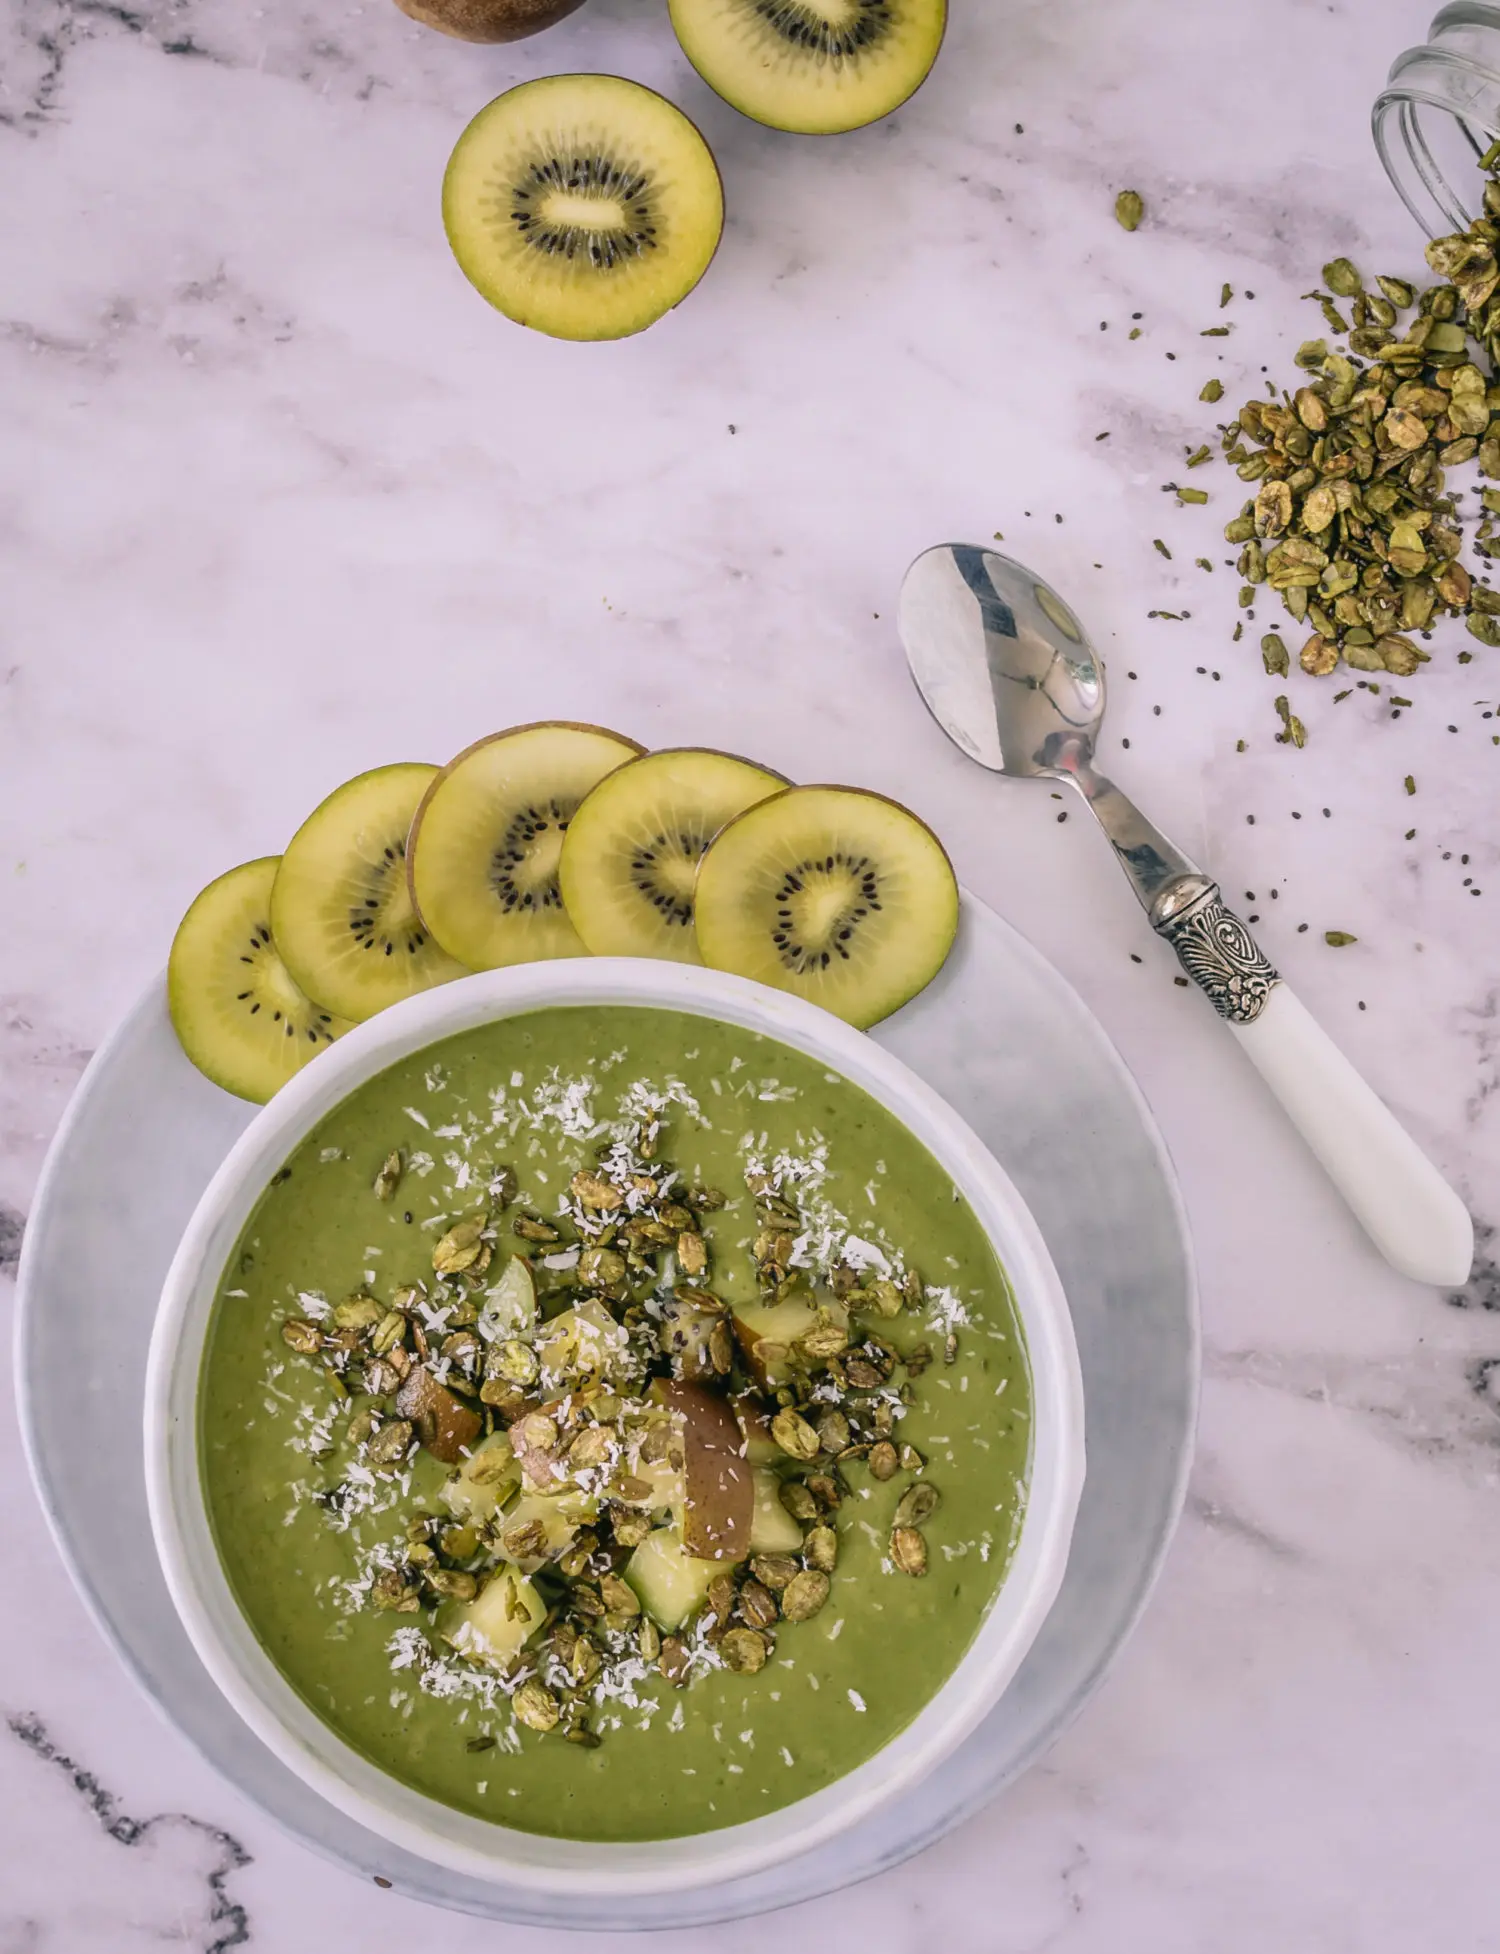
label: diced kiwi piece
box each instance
[748,1467,804,1554]
[493,1489,599,1570]
[694,785,959,1029]
[669,0,945,135]
[633,1453,687,1517]
[443,75,725,342]
[624,1526,723,1633]
[408,723,644,970]
[559,747,787,962]
[270,765,469,1022]
[477,1256,538,1341]
[167,858,350,1104]
[441,1432,520,1524]
[732,1295,846,1390]
[536,1296,633,1388]
[436,1567,546,1668]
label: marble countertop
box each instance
[3,0,1496,1945]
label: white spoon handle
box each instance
[1151,876,1472,1287]
[1058,762,1473,1288]
[1225,982,1473,1288]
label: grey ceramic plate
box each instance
[14,895,1197,1929]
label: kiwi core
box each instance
[774,853,882,973]
[632,830,708,929]
[491,802,573,915]
[350,838,430,957]
[509,156,659,269]
[758,0,896,58]
[252,945,330,1039]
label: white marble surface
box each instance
[2,0,1497,1944]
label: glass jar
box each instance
[1375,3,1500,237]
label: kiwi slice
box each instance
[668,0,946,135]
[558,747,787,962]
[408,723,645,969]
[693,784,958,1027]
[168,858,350,1103]
[443,74,725,342]
[271,765,470,1022]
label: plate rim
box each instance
[12,896,1199,1926]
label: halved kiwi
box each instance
[271,765,470,1022]
[442,74,725,341]
[693,784,958,1027]
[558,747,787,962]
[668,0,946,135]
[168,857,350,1103]
[409,723,645,969]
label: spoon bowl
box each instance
[898,544,1104,780]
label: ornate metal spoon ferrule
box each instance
[1149,876,1280,1027]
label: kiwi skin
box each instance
[405,720,648,939]
[393,0,586,41]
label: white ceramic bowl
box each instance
[145,959,1085,1897]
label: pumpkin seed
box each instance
[370,1568,421,1612]
[720,1627,769,1673]
[513,1214,559,1243]
[599,1573,640,1617]
[739,1580,780,1630]
[1114,188,1144,231]
[894,1482,941,1528]
[578,1247,627,1289]
[867,1440,899,1481]
[750,1554,800,1591]
[425,1566,478,1601]
[433,1214,488,1277]
[816,1409,851,1454]
[677,1231,708,1278]
[780,1570,830,1622]
[772,1409,820,1462]
[570,1170,624,1210]
[513,1679,560,1732]
[891,1527,929,1576]
[364,1418,414,1468]
[659,1637,692,1686]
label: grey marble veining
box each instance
[3,0,1498,1945]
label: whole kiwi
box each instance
[393,0,586,42]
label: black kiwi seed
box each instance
[627,829,709,930]
[753,0,894,59]
[488,798,574,914]
[345,835,436,957]
[237,927,338,1043]
[770,852,883,974]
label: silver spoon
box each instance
[897,541,1473,1288]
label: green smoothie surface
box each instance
[200,1004,1032,1840]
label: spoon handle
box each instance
[1155,879,1473,1288]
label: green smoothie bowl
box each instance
[144,959,1085,1896]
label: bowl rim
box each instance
[144,958,1085,1896]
